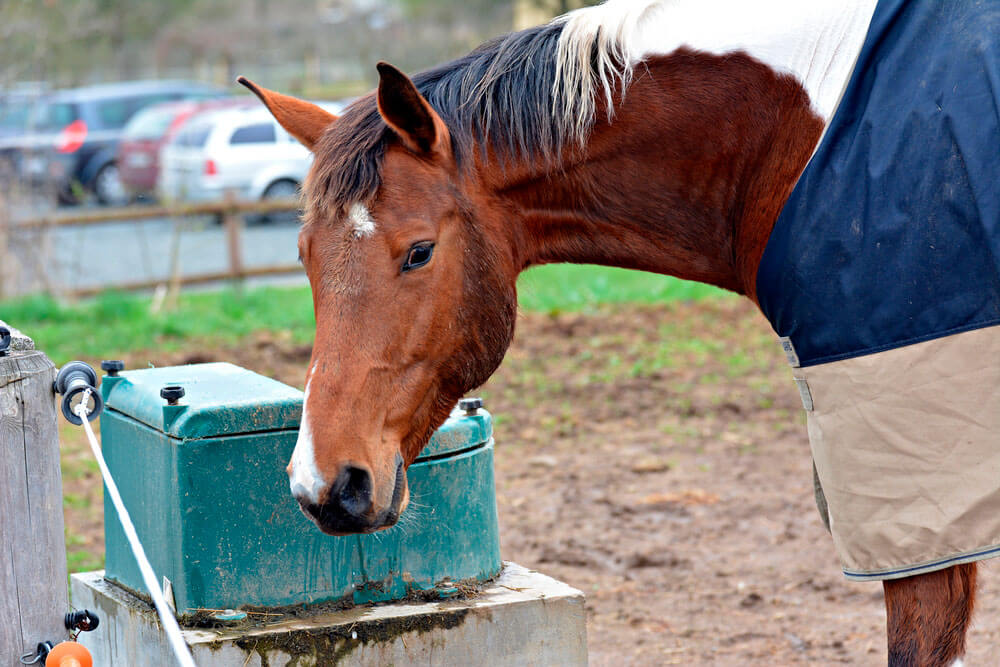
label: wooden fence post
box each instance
[223,190,245,289]
[0,215,10,300]
[0,321,70,661]
[166,215,184,311]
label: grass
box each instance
[518,264,729,313]
[65,533,104,573]
[2,287,316,365]
[2,265,730,364]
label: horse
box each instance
[239,0,1000,664]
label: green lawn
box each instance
[2,264,731,363]
[2,287,317,364]
[517,264,729,312]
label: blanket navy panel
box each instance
[757,0,1000,367]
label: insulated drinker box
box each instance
[100,363,501,614]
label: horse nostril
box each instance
[336,465,373,518]
[290,482,311,503]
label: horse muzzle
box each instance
[294,454,407,535]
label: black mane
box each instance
[308,21,573,214]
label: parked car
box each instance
[21,80,224,205]
[117,97,251,201]
[158,102,343,214]
[0,83,49,186]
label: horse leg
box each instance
[883,562,977,667]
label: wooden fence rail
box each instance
[4,197,304,299]
[11,197,300,230]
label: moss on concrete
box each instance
[233,607,471,665]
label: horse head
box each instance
[240,66,517,535]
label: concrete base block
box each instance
[71,562,587,666]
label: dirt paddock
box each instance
[68,298,1000,664]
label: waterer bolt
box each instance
[459,397,483,415]
[101,360,125,377]
[161,385,185,405]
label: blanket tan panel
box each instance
[797,325,1000,580]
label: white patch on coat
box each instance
[289,381,326,503]
[349,202,376,238]
[553,0,879,140]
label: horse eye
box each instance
[402,243,434,272]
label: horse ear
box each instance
[376,62,449,156]
[237,77,337,151]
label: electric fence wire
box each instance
[75,389,197,667]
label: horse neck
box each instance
[489,50,825,300]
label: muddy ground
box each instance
[62,299,1000,664]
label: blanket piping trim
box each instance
[844,544,1000,582]
[795,317,1000,368]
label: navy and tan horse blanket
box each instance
[758,0,1000,580]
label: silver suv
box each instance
[158,103,343,206]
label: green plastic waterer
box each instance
[99,363,501,614]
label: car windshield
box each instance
[0,103,31,131]
[124,106,184,140]
[91,93,176,130]
[29,102,78,131]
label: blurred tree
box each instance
[396,0,497,18]
[384,0,512,71]
[1,0,205,85]
[514,0,600,29]
[0,0,585,93]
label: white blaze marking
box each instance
[554,0,879,133]
[290,380,326,503]
[349,202,376,238]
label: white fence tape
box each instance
[76,390,197,667]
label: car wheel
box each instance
[57,185,82,206]
[0,154,16,183]
[260,179,300,224]
[0,156,23,199]
[94,162,128,206]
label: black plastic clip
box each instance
[16,610,99,663]
[19,641,53,665]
